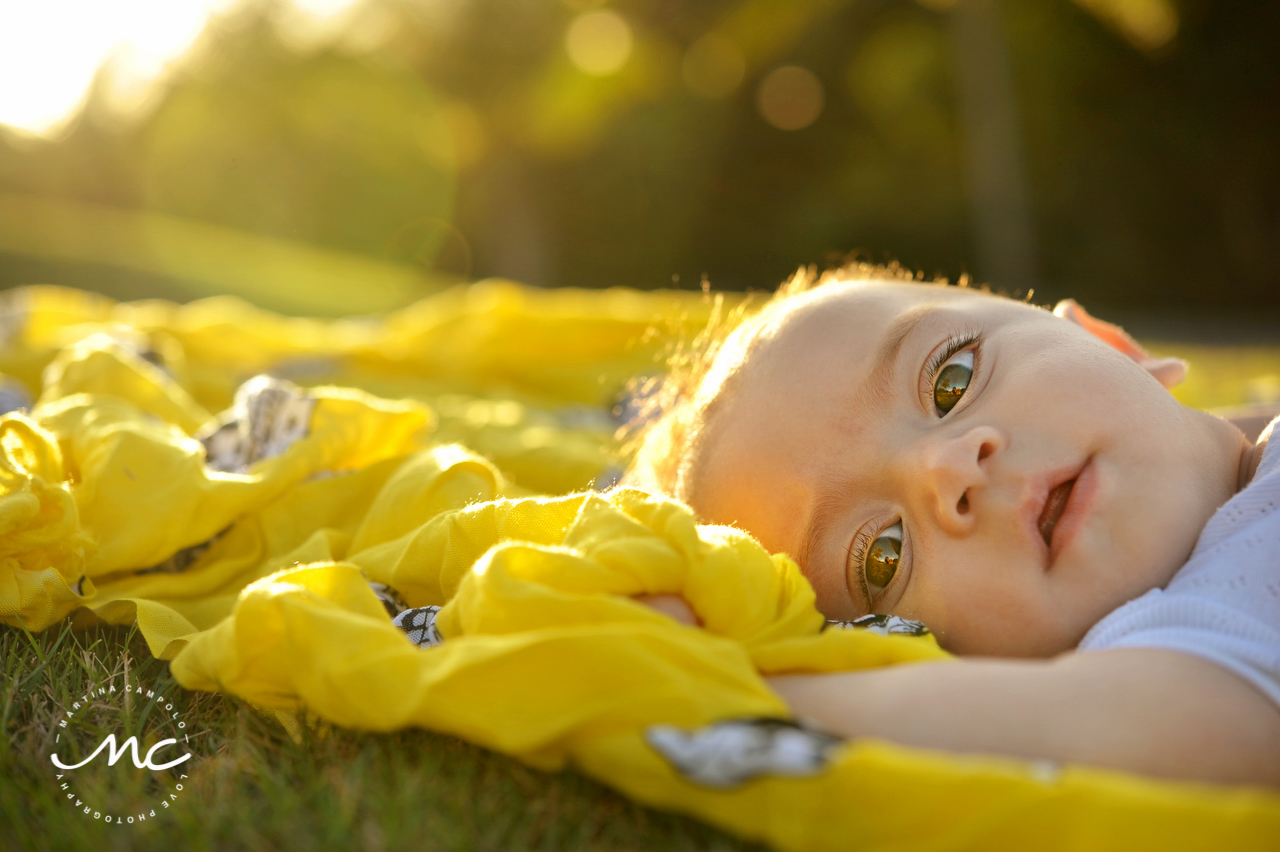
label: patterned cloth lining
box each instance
[646,718,842,788]
[391,606,445,649]
[825,614,930,636]
[199,375,316,474]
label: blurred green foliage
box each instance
[0,0,1276,319]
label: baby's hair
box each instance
[622,261,963,500]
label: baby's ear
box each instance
[1053,299,1188,389]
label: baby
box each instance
[628,266,1280,787]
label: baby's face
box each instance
[688,282,1243,656]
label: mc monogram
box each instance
[51,733,191,771]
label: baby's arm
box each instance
[633,594,1280,785]
[769,649,1280,787]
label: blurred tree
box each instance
[138,29,456,263]
[0,0,1275,319]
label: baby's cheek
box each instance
[892,576,950,643]
[900,566,1043,657]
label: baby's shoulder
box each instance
[1179,436,1280,576]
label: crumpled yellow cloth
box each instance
[1,282,1277,851]
[0,415,96,631]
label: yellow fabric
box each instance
[0,415,95,631]
[1,282,1277,850]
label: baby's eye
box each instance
[864,522,902,598]
[933,349,974,415]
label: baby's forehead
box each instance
[719,281,1038,437]
[700,281,1017,449]
[778,280,986,326]
[709,283,939,432]
[751,282,958,367]
[763,281,1036,359]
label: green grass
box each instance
[1147,342,1280,412]
[0,192,460,317]
[1,623,763,852]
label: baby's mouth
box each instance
[1038,479,1077,547]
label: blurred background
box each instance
[0,0,1277,326]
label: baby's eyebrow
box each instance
[799,475,874,614]
[799,472,853,581]
[862,301,938,411]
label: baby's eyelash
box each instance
[848,525,876,607]
[924,329,981,382]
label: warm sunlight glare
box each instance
[1073,0,1178,51]
[0,0,363,138]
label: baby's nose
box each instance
[913,425,1005,536]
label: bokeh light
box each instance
[756,65,824,131]
[682,33,746,99]
[1072,0,1178,51]
[565,10,633,77]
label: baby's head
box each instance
[629,267,1247,657]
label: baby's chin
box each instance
[927,590,1109,658]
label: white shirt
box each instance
[1079,418,1280,707]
